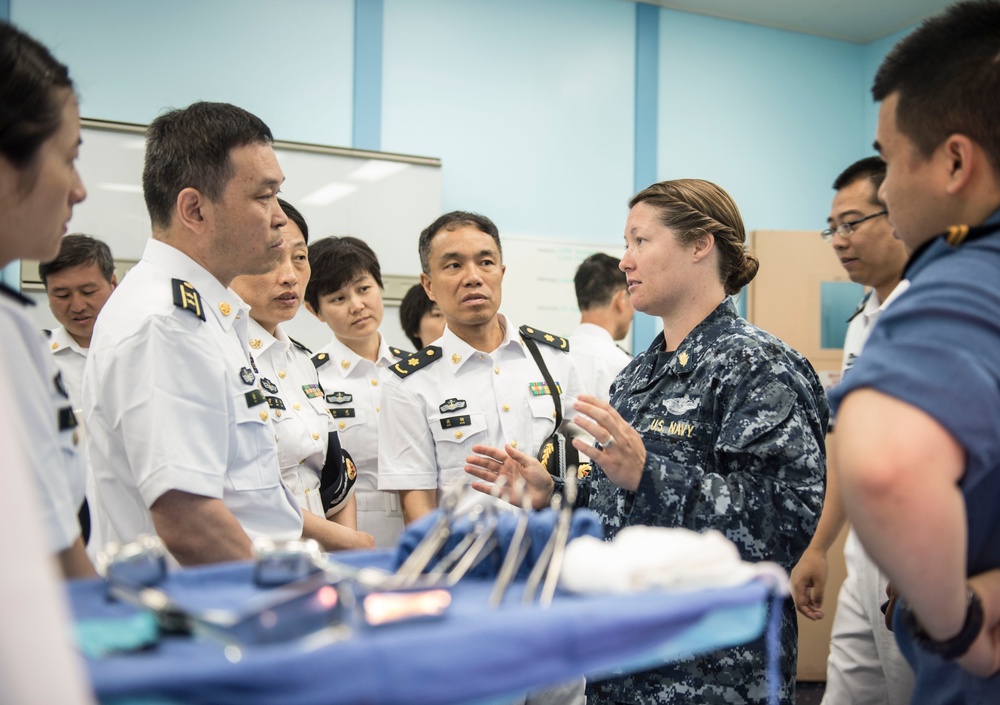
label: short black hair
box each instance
[142,101,274,229]
[399,283,436,349]
[873,0,1000,173]
[574,252,626,311]
[278,198,309,243]
[418,211,501,274]
[0,21,74,172]
[832,157,886,206]
[305,236,383,311]
[38,234,114,287]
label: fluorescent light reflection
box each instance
[348,160,409,182]
[301,183,359,206]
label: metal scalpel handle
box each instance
[522,493,562,605]
[489,480,532,608]
[539,469,577,607]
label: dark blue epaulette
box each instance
[519,324,570,352]
[846,290,872,323]
[389,345,442,379]
[312,351,332,369]
[290,337,312,355]
[389,346,412,359]
[0,282,33,307]
[172,279,205,321]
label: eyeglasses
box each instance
[821,210,888,243]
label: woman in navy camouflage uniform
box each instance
[467,179,827,704]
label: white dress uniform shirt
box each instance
[568,322,632,402]
[84,240,302,550]
[0,286,85,552]
[378,314,587,499]
[312,335,407,548]
[47,326,87,411]
[825,278,914,705]
[249,319,353,517]
[47,325,104,557]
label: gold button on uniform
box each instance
[278,371,286,379]
[293,403,300,411]
[341,360,350,369]
[494,367,500,375]
[312,432,320,441]
[511,440,518,449]
[371,379,378,387]
[249,338,262,349]
[455,431,463,439]
[275,410,282,418]
[259,411,268,421]
[502,404,510,412]
[376,405,380,412]
[339,421,346,429]
[219,302,231,316]
[51,342,59,350]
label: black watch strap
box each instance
[903,586,984,660]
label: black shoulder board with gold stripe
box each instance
[519,325,569,352]
[172,279,205,321]
[389,345,442,379]
[290,337,312,355]
[390,346,412,360]
[312,352,331,369]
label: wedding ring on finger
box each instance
[602,435,615,450]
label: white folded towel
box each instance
[559,526,788,595]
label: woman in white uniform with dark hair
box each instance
[305,235,409,548]
[230,199,374,551]
[0,21,94,578]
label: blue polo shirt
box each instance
[828,210,1000,703]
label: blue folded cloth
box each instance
[393,507,604,581]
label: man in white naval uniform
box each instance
[378,211,587,524]
[39,234,117,409]
[38,234,117,553]
[791,156,913,705]
[84,102,302,565]
[379,210,588,705]
[568,252,633,403]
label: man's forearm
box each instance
[150,490,255,565]
[399,489,437,524]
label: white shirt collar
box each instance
[48,326,87,357]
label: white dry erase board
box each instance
[498,236,631,351]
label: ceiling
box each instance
[637,0,956,44]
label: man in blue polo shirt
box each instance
[829,1,1000,702]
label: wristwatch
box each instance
[903,585,984,660]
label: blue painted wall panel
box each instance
[658,10,864,235]
[12,0,354,146]
[381,0,635,245]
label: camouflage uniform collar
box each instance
[638,298,737,384]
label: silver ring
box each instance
[603,435,615,450]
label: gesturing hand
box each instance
[465,443,554,510]
[791,548,829,620]
[569,394,646,492]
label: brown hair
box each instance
[629,179,758,295]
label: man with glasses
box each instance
[792,156,911,705]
